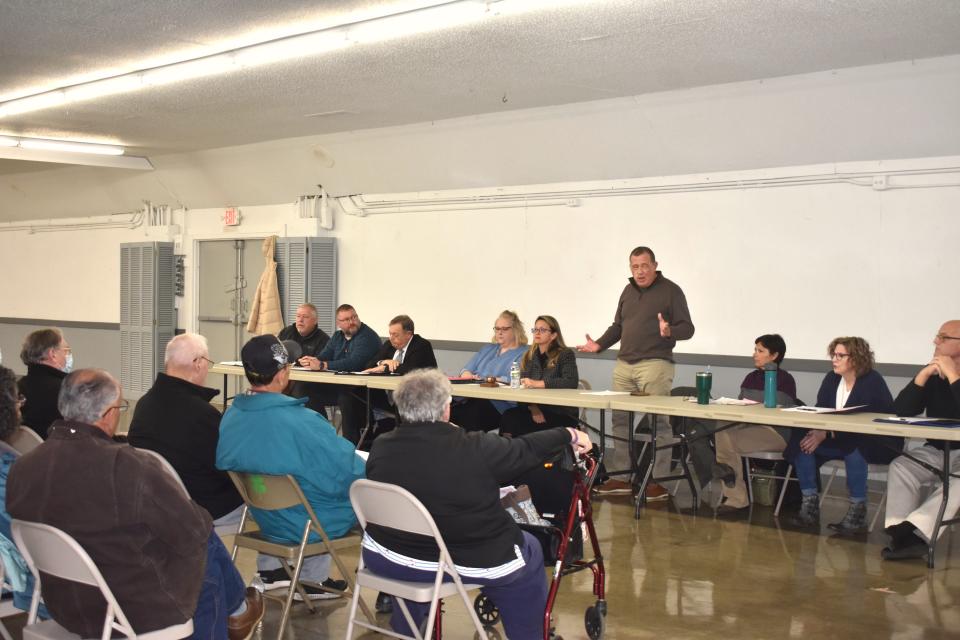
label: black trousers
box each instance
[449,398,502,432]
[500,404,578,437]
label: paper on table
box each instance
[683,397,758,405]
[219,361,242,366]
[355,450,369,461]
[782,405,866,414]
[583,390,631,396]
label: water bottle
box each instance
[510,361,521,389]
[763,363,778,408]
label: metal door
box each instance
[197,239,264,390]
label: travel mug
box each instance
[763,363,778,408]
[695,371,712,405]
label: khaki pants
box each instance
[714,424,787,508]
[885,446,960,542]
[610,358,674,476]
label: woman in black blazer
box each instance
[500,315,580,437]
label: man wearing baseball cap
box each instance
[216,335,365,599]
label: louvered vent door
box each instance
[120,242,174,397]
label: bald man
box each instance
[883,320,960,561]
[129,333,243,525]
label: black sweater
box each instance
[894,376,960,451]
[128,373,242,519]
[17,363,66,438]
[366,422,571,568]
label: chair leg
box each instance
[774,465,793,517]
[820,465,839,508]
[744,458,754,505]
[0,621,13,640]
[869,492,886,532]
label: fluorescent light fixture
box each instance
[18,138,124,156]
[0,135,151,169]
[0,0,599,117]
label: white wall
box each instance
[2,156,955,368]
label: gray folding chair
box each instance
[8,427,43,455]
[346,479,488,640]
[135,449,189,498]
[227,471,372,639]
[11,520,193,640]
[0,555,19,640]
[743,451,795,516]
[819,459,887,531]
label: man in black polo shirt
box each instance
[883,319,960,560]
[278,303,330,412]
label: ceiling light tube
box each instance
[17,138,125,156]
[0,0,593,117]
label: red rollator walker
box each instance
[473,450,607,640]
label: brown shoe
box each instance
[228,587,265,640]
[645,483,669,501]
[593,479,633,495]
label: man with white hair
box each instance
[364,369,593,640]
[7,368,263,639]
[883,319,960,561]
[129,333,243,525]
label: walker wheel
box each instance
[473,594,501,626]
[585,604,605,640]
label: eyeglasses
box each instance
[194,356,215,366]
[17,395,26,408]
[493,326,513,332]
[102,399,130,416]
[531,327,554,335]
[59,345,72,353]
[935,333,960,342]
[830,352,850,360]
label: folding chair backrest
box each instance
[12,519,137,635]
[12,521,101,588]
[228,471,314,515]
[136,448,190,498]
[8,427,42,455]
[349,480,445,544]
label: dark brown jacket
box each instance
[6,421,212,637]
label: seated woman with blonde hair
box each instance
[451,310,527,432]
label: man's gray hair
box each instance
[393,369,452,423]
[165,333,209,369]
[58,369,120,424]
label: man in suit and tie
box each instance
[342,315,437,447]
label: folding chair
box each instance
[135,449,189,498]
[819,459,887,531]
[0,557,19,640]
[743,451,795,516]
[8,427,42,455]
[11,520,193,640]
[227,471,373,639]
[346,479,488,640]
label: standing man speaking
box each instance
[578,246,694,496]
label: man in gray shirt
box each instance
[579,246,694,496]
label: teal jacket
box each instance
[216,393,365,541]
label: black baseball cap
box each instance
[241,335,301,381]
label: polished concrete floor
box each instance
[223,485,959,640]
[3,484,957,639]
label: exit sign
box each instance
[224,207,241,226]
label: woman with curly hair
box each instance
[785,337,901,533]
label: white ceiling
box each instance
[2,0,960,178]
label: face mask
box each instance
[64,353,74,373]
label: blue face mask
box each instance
[64,353,74,373]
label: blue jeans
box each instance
[363,531,547,640]
[794,442,868,502]
[191,532,247,640]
